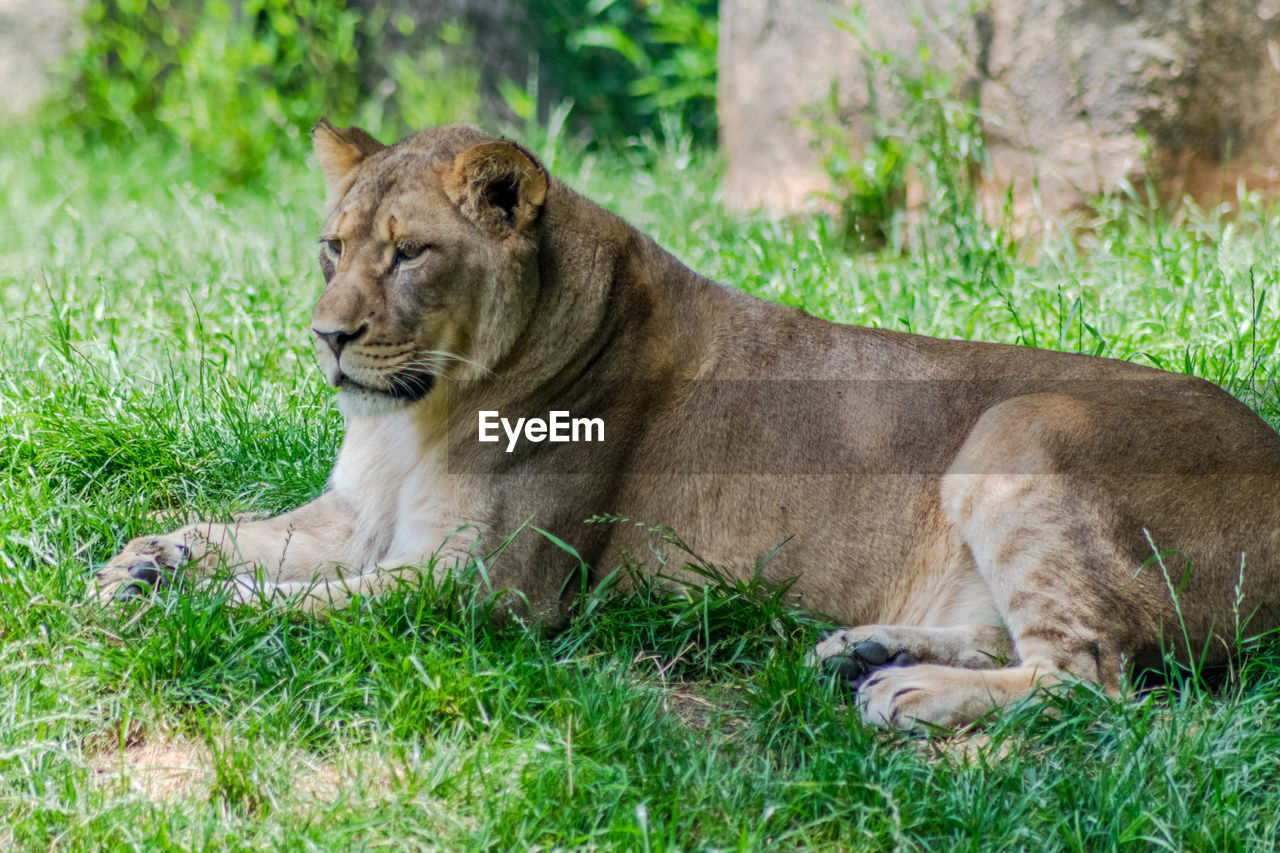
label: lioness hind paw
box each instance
[857,664,997,730]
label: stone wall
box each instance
[0,0,84,119]
[719,0,1280,214]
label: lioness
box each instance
[98,121,1280,730]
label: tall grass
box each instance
[1,121,1279,850]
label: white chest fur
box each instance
[329,410,480,569]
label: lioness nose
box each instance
[313,324,368,358]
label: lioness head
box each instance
[309,120,549,416]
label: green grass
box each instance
[2,123,1280,851]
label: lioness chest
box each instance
[330,410,486,569]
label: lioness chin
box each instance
[98,121,1280,730]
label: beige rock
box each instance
[718,0,1280,215]
[0,0,83,119]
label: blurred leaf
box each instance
[498,79,537,122]
[569,25,650,69]
[522,0,718,147]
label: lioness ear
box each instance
[443,140,548,236]
[312,118,386,208]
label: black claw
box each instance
[114,582,145,601]
[825,654,872,685]
[852,639,890,666]
[889,650,918,667]
[128,564,164,587]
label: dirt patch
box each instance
[90,737,211,801]
[87,735,374,808]
[661,683,750,738]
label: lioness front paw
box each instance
[95,535,190,605]
[808,630,919,687]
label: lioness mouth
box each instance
[339,373,435,403]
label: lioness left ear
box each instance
[312,118,386,210]
[443,140,548,236]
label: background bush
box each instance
[524,0,718,146]
[64,0,371,184]
[52,0,719,185]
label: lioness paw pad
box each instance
[94,535,189,605]
[809,631,919,687]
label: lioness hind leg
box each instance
[857,395,1169,729]
[854,470,1135,729]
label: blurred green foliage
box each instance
[356,21,481,144]
[528,0,719,146]
[64,0,371,184]
[50,0,719,185]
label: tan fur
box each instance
[311,119,386,211]
[98,123,1280,730]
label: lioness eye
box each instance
[394,243,427,264]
